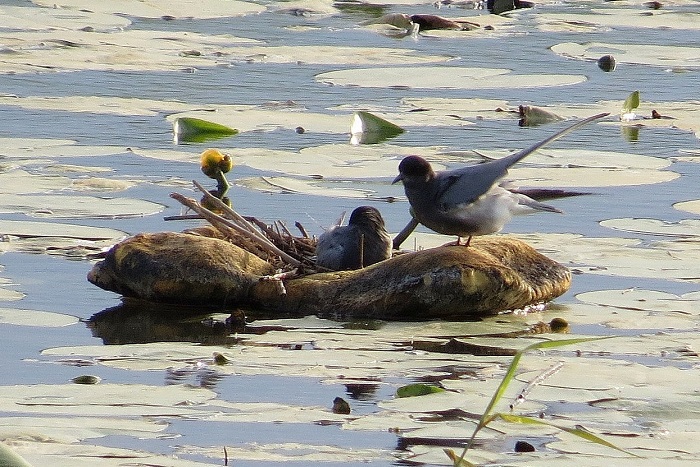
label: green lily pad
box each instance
[0,442,32,467]
[622,90,640,113]
[173,117,239,144]
[396,383,445,398]
[350,111,405,145]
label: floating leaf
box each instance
[71,375,101,385]
[600,218,700,237]
[622,90,640,113]
[173,117,238,144]
[318,67,587,90]
[0,442,33,467]
[350,111,404,144]
[0,307,79,327]
[518,105,563,126]
[31,0,266,19]
[396,383,445,398]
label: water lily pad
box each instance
[0,95,196,117]
[551,42,700,68]
[69,177,135,192]
[12,441,216,467]
[228,144,415,179]
[561,301,699,331]
[31,0,266,19]
[0,442,32,467]
[180,442,388,464]
[0,194,163,219]
[674,200,700,215]
[0,308,78,327]
[538,6,700,33]
[0,415,165,444]
[0,287,24,302]
[317,66,587,89]
[0,28,260,74]
[0,170,73,194]
[600,218,700,237]
[235,176,376,198]
[517,233,700,283]
[0,26,453,73]
[1,3,131,31]
[0,139,129,161]
[576,288,699,315]
[0,383,216,417]
[0,220,125,240]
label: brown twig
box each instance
[295,221,309,238]
[170,190,302,267]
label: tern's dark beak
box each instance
[391,173,403,185]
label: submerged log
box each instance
[88,231,570,320]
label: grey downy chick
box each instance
[316,206,392,271]
[392,113,609,246]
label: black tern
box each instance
[316,206,393,271]
[392,113,609,246]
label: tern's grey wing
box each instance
[490,112,610,172]
[316,226,361,271]
[433,163,508,209]
[435,112,609,209]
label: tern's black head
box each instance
[395,155,433,183]
[348,206,386,230]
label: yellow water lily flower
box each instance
[200,148,233,178]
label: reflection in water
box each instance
[87,298,244,345]
[165,365,226,390]
[345,382,380,400]
[621,125,641,142]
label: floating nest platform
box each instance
[87,184,571,320]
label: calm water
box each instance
[1,1,699,465]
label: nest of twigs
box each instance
[170,181,321,274]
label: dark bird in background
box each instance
[316,206,392,271]
[392,113,609,246]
